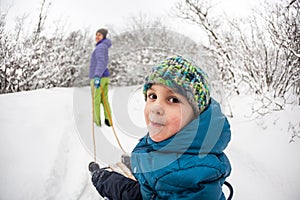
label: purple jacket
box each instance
[89,38,112,79]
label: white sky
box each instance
[1,0,262,41]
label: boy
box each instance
[89,55,232,200]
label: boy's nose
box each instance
[150,104,164,115]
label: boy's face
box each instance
[95,32,103,43]
[144,84,195,142]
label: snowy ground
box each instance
[0,86,299,200]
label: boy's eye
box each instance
[148,93,157,100]
[168,97,180,103]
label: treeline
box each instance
[1,0,299,111]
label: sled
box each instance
[108,154,135,181]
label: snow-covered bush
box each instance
[175,0,300,112]
[0,9,91,93]
[108,27,204,87]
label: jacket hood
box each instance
[96,38,112,48]
[140,98,231,156]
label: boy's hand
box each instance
[88,161,100,173]
[94,77,101,88]
[92,168,111,184]
[88,162,111,183]
[88,162,112,199]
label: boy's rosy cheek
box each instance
[169,116,182,130]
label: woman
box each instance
[89,28,112,127]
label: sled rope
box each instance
[100,84,126,154]
[91,88,97,162]
[224,181,233,200]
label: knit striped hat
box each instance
[143,55,210,115]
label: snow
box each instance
[0,86,300,200]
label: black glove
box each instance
[88,162,111,185]
[88,161,142,200]
[90,165,112,198]
[88,162,100,173]
[92,168,111,185]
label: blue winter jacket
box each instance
[89,38,112,79]
[131,98,231,200]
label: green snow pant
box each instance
[90,77,112,126]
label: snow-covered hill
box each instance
[0,86,299,199]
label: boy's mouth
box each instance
[149,115,165,126]
[149,120,165,127]
[147,120,165,136]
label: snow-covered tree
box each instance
[263,0,300,102]
[0,6,92,93]
[175,0,300,113]
[107,16,205,87]
[174,0,239,95]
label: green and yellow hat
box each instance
[143,55,211,115]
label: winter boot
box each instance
[105,119,111,127]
